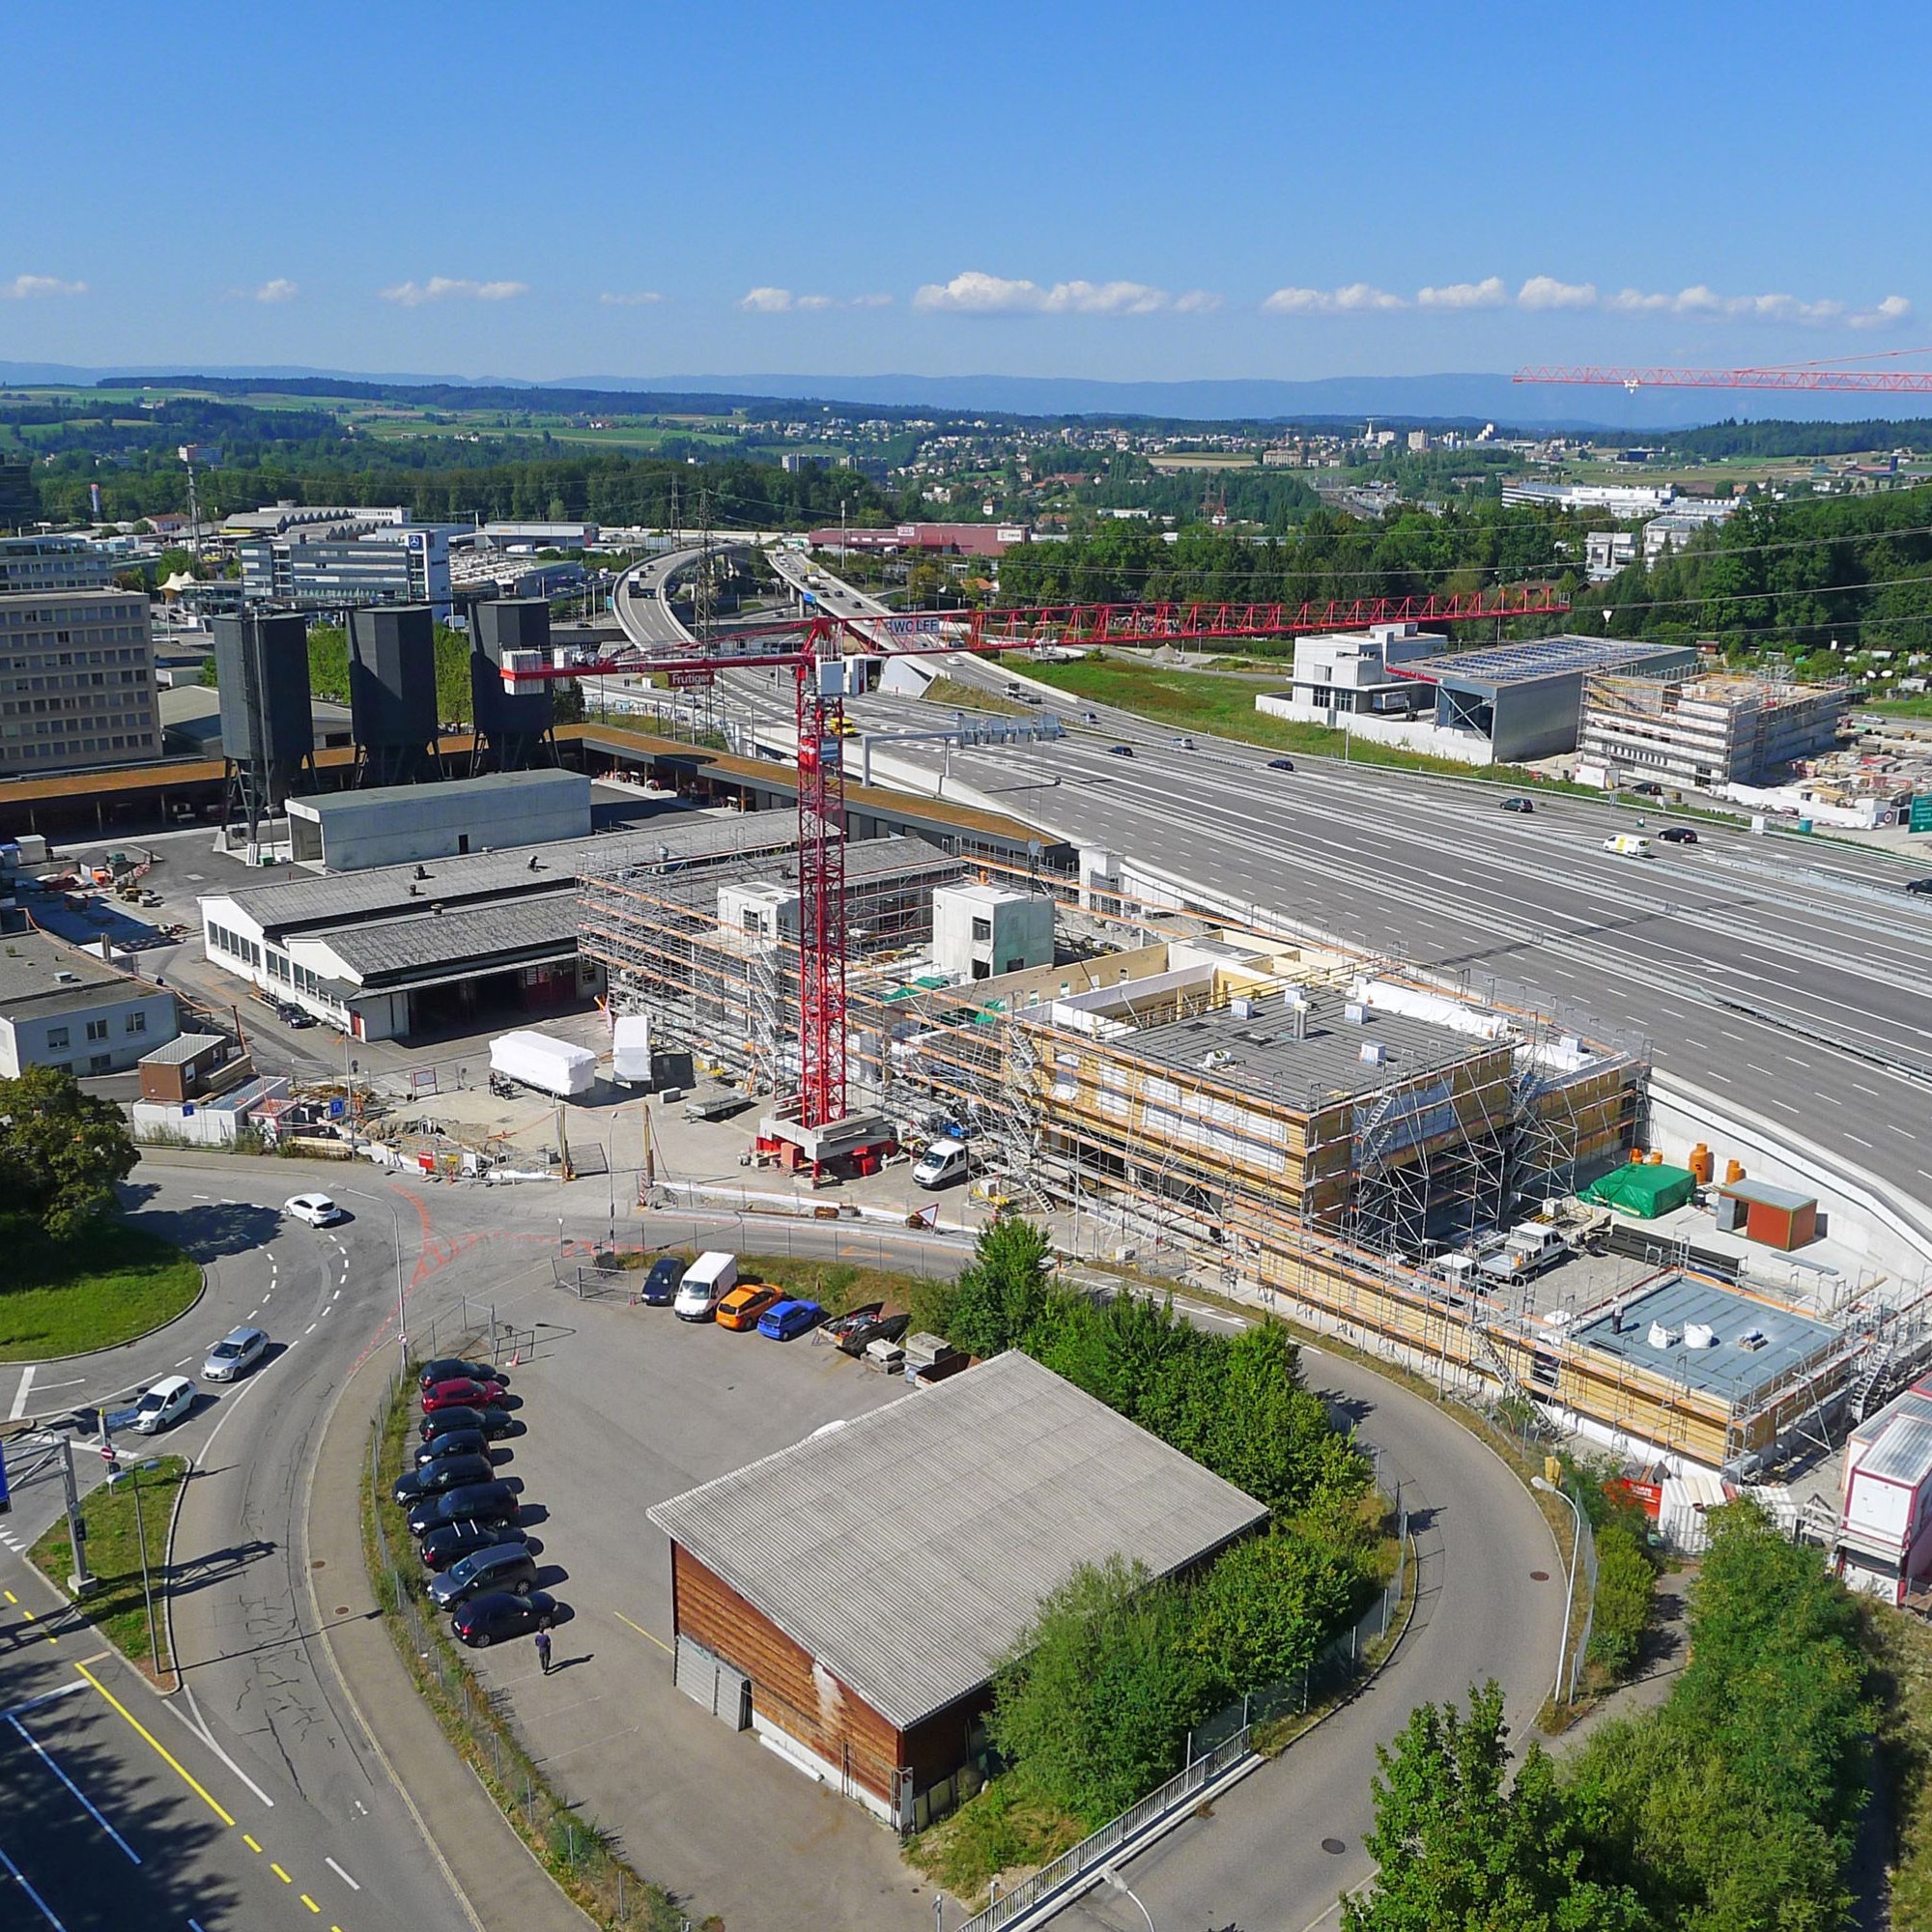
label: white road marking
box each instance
[9,1714,140,1863]
[8,1367,35,1422]
[304,1322,317,1335]
[1845,1132,1876,1149]
[0,1681,88,1722]
[247,1309,259,1321]
[325,1856,360,1890]
[174,1358,194,1370]
[166,1691,275,1810]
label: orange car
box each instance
[716,1283,783,1331]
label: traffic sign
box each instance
[1910,794,1932,834]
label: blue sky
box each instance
[3,1,1924,384]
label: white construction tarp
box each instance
[612,1013,653,1084]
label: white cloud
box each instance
[1416,276,1507,311]
[1851,294,1914,330]
[599,290,666,307]
[1518,275,1599,311]
[850,293,895,309]
[912,270,1214,316]
[380,276,528,307]
[253,278,298,304]
[1262,282,1406,316]
[738,286,795,312]
[2,274,87,299]
[739,288,893,314]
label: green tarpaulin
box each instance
[1584,1162,1698,1218]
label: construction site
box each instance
[575,818,1929,1479]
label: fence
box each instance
[1567,1479,1599,1704]
[955,1508,1409,1932]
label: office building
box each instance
[0,535,116,594]
[239,524,457,619]
[1268,622,1446,725]
[0,587,162,776]
[0,460,36,533]
[0,928,179,1078]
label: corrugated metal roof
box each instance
[1861,1414,1932,1489]
[647,1350,1267,1732]
[320,895,580,981]
[139,1032,226,1065]
[1852,1385,1932,1452]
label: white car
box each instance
[128,1375,195,1435]
[202,1325,268,1382]
[284,1192,343,1227]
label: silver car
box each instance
[202,1325,268,1382]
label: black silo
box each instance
[349,604,440,784]
[213,611,314,834]
[470,599,556,772]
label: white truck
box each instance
[1475,1224,1572,1287]
[490,1030,596,1099]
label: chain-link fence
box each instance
[365,1362,687,1931]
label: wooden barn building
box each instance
[647,1350,1267,1830]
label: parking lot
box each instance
[447,1275,944,1931]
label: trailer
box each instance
[489,1030,597,1100]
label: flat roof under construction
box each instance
[1568,1273,1841,1406]
[1128,985,1492,1110]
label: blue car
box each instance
[758,1298,825,1342]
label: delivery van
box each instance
[674,1251,739,1321]
[912,1139,971,1189]
[1602,834,1652,858]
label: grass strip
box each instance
[0,1214,201,1363]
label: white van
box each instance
[912,1139,971,1190]
[1602,834,1652,858]
[674,1252,739,1321]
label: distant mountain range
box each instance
[4,358,1925,431]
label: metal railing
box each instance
[955,1509,1408,1932]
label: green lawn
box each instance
[0,1215,201,1362]
[1863,697,1932,720]
[1006,652,1578,787]
[30,1455,186,1680]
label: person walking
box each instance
[534,1627,553,1675]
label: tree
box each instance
[945,1216,1054,1359]
[1344,1683,1649,1932]
[1187,1522,1365,1691]
[1585,1525,1655,1679]
[0,1066,139,1237]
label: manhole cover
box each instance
[334,1605,350,1616]
[1530,1570,1550,1581]
[1321,1837,1347,1855]
[311,1559,326,1570]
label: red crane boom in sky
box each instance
[517,583,1571,1129]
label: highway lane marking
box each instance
[1853,1081,1885,1097]
[300,1894,320,1913]
[324,1856,359,1890]
[8,1713,141,1863]
[1818,1092,1844,1104]
[612,1609,673,1655]
[1846,1132,1876,1149]
[270,1861,293,1883]
[174,1357,194,1370]
[74,1660,235,1827]
[243,1833,262,1852]
[305,1323,318,1335]
[0,1833,68,1929]
[4,1589,14,1605]
[7,1366,34,1420]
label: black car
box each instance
[1657,826,1699,845]
[414,1428,488,1469]
[417,1358,510,1393]
[1266,757,1295,772]
[406,1481,519,1540]
[452,1589,557,1648]
[419,1520,531,1574]
[1105,744,1135,758]
[639,1256,685,1306]
[429,1544,540,1611]
[419,1405,514,1442]
[1628,781,1663,797]
[1905,877,1932,896]
[392,1452,495,1507]
[1500,796,1535,814]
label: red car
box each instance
[422,1377,493,1413]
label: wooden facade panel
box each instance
[671,1543,902,1801]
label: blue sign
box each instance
[328,1097,346,1120]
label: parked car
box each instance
[836,1310,911,1358]
[429,1544,540,1610]
[202,1325,268,1383]
[1266,757,1295,772]
[674,1251,738,1321]
[1657,826,1700,845]
[392,1452,495,1508]
[413,1428,488,1469]
[419,1521,530,1573]
[1105,744,1135,758]
[912,1139,970,1189]
[1628,781,1664,797]
[406,1481,519,1539]
[284,1192,343,1228]
[638,1256,685,1306]
[1500,796,1535,814]
[717,1284,783,1331]
[422,1378,495,1413]
[452,1589,557,1649]
[759,1298,825,1342]
[285,1009,317,1031]
[417,1359,509,1393]
[1905,877,1932,896]
[419,1405,513,1442]
[128,1375,195,1435]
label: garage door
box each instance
[674,1634,751,1730]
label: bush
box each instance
[1187,1522,1367,1691]
[1587,1524,1657,1680]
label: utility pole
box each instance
[58,1435,94,1596]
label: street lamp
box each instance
[1531,1475,1582,1705]
[1098,1867,1155,1932]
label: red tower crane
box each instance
[509,582,1571,1129]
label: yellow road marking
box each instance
[300,1893,320,1912]
[21,1606,33,1619]
[612,1609,672,1655]
[271,1861,292,1883]
[3,1589,15,1604]
[243,1833,262,1853]
[75,1661,235,1827]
